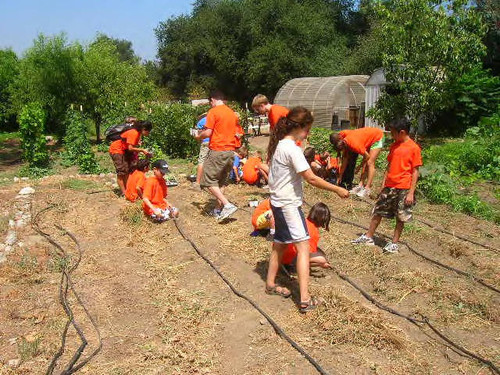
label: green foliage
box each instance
[62,109,100,174]
[18,102,49,170]
[369,0,487,127]
[93,34,139,63]
[61,178,100,191]
[0,49,19,131]
[307,128,335,154]
[143,104,199,159]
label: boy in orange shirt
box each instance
[252,94,289,131]
[125,159,149,202]
[331,127,384,198]
[142,160,179,222]
[281,203,331,272]
[351,118,422,253]
[242,150,269,185]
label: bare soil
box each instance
[0,139,499,374]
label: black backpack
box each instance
[105,123,134,142]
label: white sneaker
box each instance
[356,187,371,198]
[349,185,363,194]
[383,242,399,253]
[218,203,238,222]
[351,234,375,246]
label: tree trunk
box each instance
[94,113,102,144]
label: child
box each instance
[251,198,275,236]
[281,203,332,272]
[194,114,210,187]
[304,147,325,178]
[330,127,384,198]
[265,106,349,313]
[252,94,289,131]
[351,118,422,253]
[242,151,269,185]
[109,119,152,195]
[125,159,149,202]
[231,146,248,183]
[142,160,179,222]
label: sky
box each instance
[0,0,194,61]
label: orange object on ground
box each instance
[142,176,168,216]
[282,219,320,265]
[251,199,271,229]
[242,156,261,185]
[385,139,423,190]
[343,127,384,155]
[206,104,239,151]
[268,105,289,130]
[125,170,146,202]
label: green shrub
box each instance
[61,109,100,174]
[18,102,50,175]
[308,128,335,154]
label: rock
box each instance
[21,177,29,181]
[5,230,17,246]
[18,186,35,195]
[8,337,17,345]
[17,242,24,248]
[7,359,20,368]
[105,182,112,187]
[111,183,119,189]
[8,220,15,229]
[0,253,6,264]
[99,173,106,178]
[13,177,20,182]
[4,245,13,254]
[69,175,75,178]
[259,319,267,325]
[107,172,114,177]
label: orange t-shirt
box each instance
[206,105,239,151]
[282,219,320,265]
[338,129,352,138]
[108,128,141,154]
[242,156,261,184]
[251,199,271,229]
[343,127,383,155]
[328,156,339,171]
[385,139,423,190]
[268,105,289,130]
[142,176,168,215]
[125,170,146,202]
[314,154,328,167]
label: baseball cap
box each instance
[152,159,169,174]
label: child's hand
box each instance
[405,192,415,206]
[153,208,162,216]
[337,187,349,199]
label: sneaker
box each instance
[351,234,375,246]
[218,203,238,222]
[383,242,399,253]
[208,208,221,217]
[356,187,371,198]
[349,185,363,194]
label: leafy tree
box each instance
[476,0,500,75]
[93,34,139,63]
[0,49,19,130]
[368,0,487,129]
[18,102,49,170]
[11,34,83,136]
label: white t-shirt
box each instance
[269,138,310,207]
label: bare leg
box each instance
[266,242,289,293]
[366,214,382,238]
[393,219,404,243]
[294,240,311,303]
[208,186,229,207]
[196,164,204,184]
[117,175,127,195]
[365,148,382,190]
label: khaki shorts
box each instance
[110,153,128,176]
[372,187,414,222]
[198,143,210,165]
[200,150,235,188]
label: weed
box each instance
[47,253,72,272]
[61,178,99,191]
[17,250,38,272]
[120,203,143,226]
[18,336,42,361]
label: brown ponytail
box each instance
[267,106,313,162]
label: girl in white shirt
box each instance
[265,106,349,313]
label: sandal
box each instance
[299,296,321,313]
[265,285,291,298]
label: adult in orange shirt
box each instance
[142,160,179,222]
[281,203,331,271]
[330,127,384,197]
[196,90,240,222]
[109,119,152,195]
[252,94,289,131]
[251,199,275,235]
[352,118,422,253]
[242,151,269,185]
[125,159,149,202]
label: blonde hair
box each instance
[252,94,269,109]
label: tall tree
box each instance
[93,34,139,63]
[0,49,19,130]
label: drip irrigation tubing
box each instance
[172,219,331,375]
[355,197,499,253]
[32,205,102,375]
